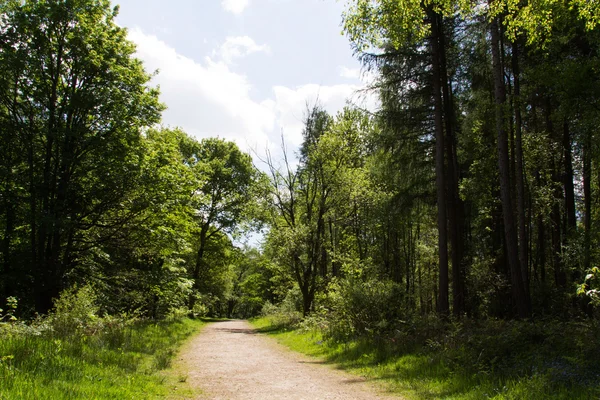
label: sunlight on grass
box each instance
[250,317,598,400]
[0,318,205,399]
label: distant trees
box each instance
[186,138,258,311]
[263,106,373,315]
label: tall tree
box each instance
[489,10,530,318]
[187,138,257,311]
[343,0,467,316]
[0,0,163,313]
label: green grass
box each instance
[0,318,205,400]
[250,317,600,400]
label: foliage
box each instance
[578,267,600,306]
[260,287,304,329]
[0,0,163,314]
[48,286,102,337]
[0,296,18,322]
[1,0,600,397]
[311,276,407,341]
[252,317,600,399]
[0,287,204,399]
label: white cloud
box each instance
[221,0,249,14]
[216,36,270,65]
[128,27,274,153]
[339,66,360,79]
[127,28,374,165]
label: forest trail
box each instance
[176,320,397,400]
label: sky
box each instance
[115,0,373,162]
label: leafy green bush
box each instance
[0,296,18,322]
[312,277,406,341]
[261,287,304,329]
[49,286,102,336]
[578,267,600,306]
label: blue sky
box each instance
[115,0,373,160]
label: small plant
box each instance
[49,286,101,336]
[316,277,407,341]
[152,348,175,371]
[578,267,600,306]
[0,296,18,322]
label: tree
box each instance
[263,106,332,316]
[88,127,198,317]
[343,0,466,316]
[489,8,530,318]
[0,0,163,313]
[187,138,257,311]
[263,105,375,315]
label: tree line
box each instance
[0,0,266,318]
[261,0,600,322]
[1,0,600,323]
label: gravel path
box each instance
[177,320,397,400]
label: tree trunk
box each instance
[189,228,208,311]
[563,120,577,233]
[429,9,449,316]
[437,12,465,317]
[512,42,529,294]
[537,212,546,283]
[1,201,14,300]
[550,154,566,288]
[490,15,530,318]
[583,133,592,271]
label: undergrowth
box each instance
[0,287,204,399]
[251,316,600,400]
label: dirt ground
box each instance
[175,320,398,400]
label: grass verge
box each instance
[0,318,205,399]
[250,317,600,400]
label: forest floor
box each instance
[174,320,397,400]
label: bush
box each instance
[578,267,600,307]
[49,286,102,336]
[261,287,304,329]
[314,277,407,341]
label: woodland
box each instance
[1,0,600,398]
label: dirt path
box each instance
[176,320,397,400]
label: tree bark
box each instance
[437,13,465,317]
[563,120,577,233]
[490,15,530,318]
[512,41,529,295]
[583,133,592,271]
[189,227,208,311]
[429,9,449,316]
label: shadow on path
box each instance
[214,327,257,335]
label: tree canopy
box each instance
[1,0,600,330]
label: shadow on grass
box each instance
[250,317,600,400]
[256,328,479,399]
[296,360,328,365]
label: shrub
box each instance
[261,287,304,329]
[316,277,407,341]
[49,285,102,336]
[578,267,600,307]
